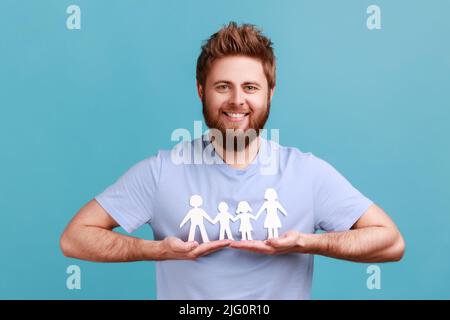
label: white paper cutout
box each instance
[179,195,215,243]
[235,201,257,240]
[213,202,237,240]
[179,188,287,242]
[255,188,288,239]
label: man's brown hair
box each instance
[196,22,276,90]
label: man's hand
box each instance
[229,231,304,255]
[157,237,232,260]
[63,200,404,263]
[230,204,406,263]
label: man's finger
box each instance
[265,237,292,248]
[230,240,270,249]
[173,240,199,253]
[199,245,231,257]
[230,240,276,254]
[192,239,231,256]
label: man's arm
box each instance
[60,199,231,262]
[231,204,405,263]
[295,204,405,262]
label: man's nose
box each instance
[230,88,245,106]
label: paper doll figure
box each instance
[235,201,257,241]
[179,195,215,243]
[213,201,237,240]
[255,188,288,239]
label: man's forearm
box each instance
[61,225,162,262]
[300,227,405,263]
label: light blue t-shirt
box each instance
[95,136,373,299]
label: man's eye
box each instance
[245,86,258,91]
[216,85,229,90]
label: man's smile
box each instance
[222,111,250,122]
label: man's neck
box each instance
[210,134,261,170]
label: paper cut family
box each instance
[179,188,288,242]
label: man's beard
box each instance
[202,97,270,152]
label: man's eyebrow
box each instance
[212,80,233,86]
[242,81,262,87]
[212,80,262,87]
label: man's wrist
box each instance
[138,239,166,261]
[296,233,327,255]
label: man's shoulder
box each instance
[267,138,314,161]
[139,139,199,167]
[267,139,336,174]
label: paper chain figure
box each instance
[179,188,288,242]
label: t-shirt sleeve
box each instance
[94,153,161,233]
[311,155,374,232]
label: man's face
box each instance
[199,55,274,145]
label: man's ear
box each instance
[269,86,275,102]
[196,81,204,101]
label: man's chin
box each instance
[210,127,258,150]
[221,126,261,137]
[224,125,253,133]
[221,116,254,132]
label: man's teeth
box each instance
[225,112,247,118]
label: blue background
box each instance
[1,0,449,299]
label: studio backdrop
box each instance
[0,0,449,299]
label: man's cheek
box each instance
[248,96,267,110]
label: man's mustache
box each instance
[220,108,251,114]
